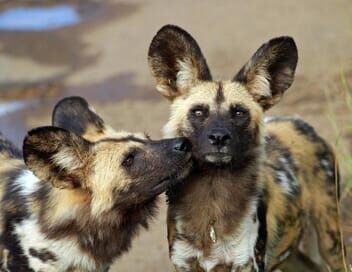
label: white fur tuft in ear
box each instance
[156,83,172,98]
[233,36,298,110]
[52,147,85,171]
[176,58,196,91]
[249,73,272,98]
[148,25,212,100]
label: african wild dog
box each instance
[0,96,192,271]
[148,25,345,271]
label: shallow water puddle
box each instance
[0,5,81,31]
[0,101,28,117]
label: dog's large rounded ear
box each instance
[233,36,298,110]
[52,96,108,141]
[148,25,212,100]
[23,126,91,190]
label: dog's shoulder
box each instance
[264,116,337,188]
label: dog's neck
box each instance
[22,169,157,266]
[167,153,263,249]
[166,153,266,272]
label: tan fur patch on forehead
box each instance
[80,124,109,142]
[221,81,263,123]
[94,130,147,142]
[172,81,219,110]
[221,81,258,107]
[94,140,143,162]
[81,126,147,142]
[171,80,263,113]
[90,140,144,216]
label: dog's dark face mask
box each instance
[184,99,258,169]
[162,81,264,170]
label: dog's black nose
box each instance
[208,128,231,146]
[173,138,192,153]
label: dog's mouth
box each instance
[204,152,232,165]
[150,158,192,195]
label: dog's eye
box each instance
[234,110,244,117]
[122,154,134,167]
[191,106,208,119]
[194,110,204,117]
[231,105,248,118]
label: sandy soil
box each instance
[0,0,352,271]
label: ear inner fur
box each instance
[23,126,91,189]
[148,25,212,100]
[234,36,298,110]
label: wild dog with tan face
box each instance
[148,25,345,272]
[0,97,192,272]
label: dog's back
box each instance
[263,117,342,270]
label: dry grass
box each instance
[324,71,352,271]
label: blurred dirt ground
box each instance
[1,0,352,271]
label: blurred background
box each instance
[0,0,352,271]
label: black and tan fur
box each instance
[0,97,192,271]
[148,25,345,271]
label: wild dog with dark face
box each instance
[148,25,345,272]
[0,97,192,272]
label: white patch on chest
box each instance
[15,170,40,196]
[14,216,96,271]
[171,200,259,271]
